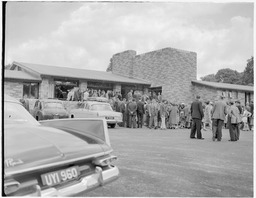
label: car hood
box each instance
[97,111,122,117]
[4,125,106,175]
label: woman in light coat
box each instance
[228,101,242,141]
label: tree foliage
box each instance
[200,74,218,82]
[215,68,243,84]
[242,57,254,85]
[201,57,254,85]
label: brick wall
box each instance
[192,84,218,103]
[4,81,23,98]
[39,77,54,99]
[110,47,197,103]
[111,50,136,78]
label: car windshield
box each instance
[44,102,63,109]
[4,102,40,126]
[90,104,113,111]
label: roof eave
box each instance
[192,81,254,92]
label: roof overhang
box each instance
[192,80,254,92]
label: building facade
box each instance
[4,47,254,105]
[109,47,197,103]
[191,80,254,106]
[4,62,150,100]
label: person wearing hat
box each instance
[203,101,213,131]
[211,95,227,141]
[228,100,241,141]
[190,95,204,139]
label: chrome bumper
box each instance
[27,166,119,197]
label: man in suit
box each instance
[128,98,137,128]
[211,95,227,141]
[137,97,145,128]
[190,95,204,139]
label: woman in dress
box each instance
[203,101,213,131]
[169,103,178,129]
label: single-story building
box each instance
[4,61,151,100]
[4,47,254,106]
[191,80,254,106]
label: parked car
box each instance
[69,98,122,128]
[31,99,69,121]
[4,95,119,196]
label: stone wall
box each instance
[192,84,218,103]
[39,77,54,99]
[192,83,249,106]
[111,50,136,78]
[110,47,197,103]
[4,81,23,98]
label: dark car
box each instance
[31,99,69,121]
[4,95,119,196]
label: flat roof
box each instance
[12,62,151,85]
[4,70,41,81]
[192,80,254,92]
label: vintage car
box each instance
[4,95,119,196]
[31,99,69,121]
[69,97,122,128]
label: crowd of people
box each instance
[66,87,122,101]
[110,90,254,143]
[190,95,254,142]
[65,87,254,142]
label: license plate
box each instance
[106,116,114,120]
[41,166,80,186]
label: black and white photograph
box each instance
[3,1,254,197]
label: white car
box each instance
[70,99,122,128]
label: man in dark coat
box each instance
[120,98,127,127]
[137,97,145,128]
[211,95,227,141]
[190,95,204,139]
[128,98,137,128]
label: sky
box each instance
[4,1,254,79]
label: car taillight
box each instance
[4,179,20,195]
[93,155,117,167]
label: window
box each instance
[245,92,251,104]
[235,91,238,99]
[54,79,79,100]
[228,91,232,99]
[23,83,39,99]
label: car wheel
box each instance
[109,124,116,128]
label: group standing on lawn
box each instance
[111,90,253,142]
[65,87,254,142]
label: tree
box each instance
[242,56,254,85]
[215,68,243,84]
[106,58,113,72]
[200,74,218,82]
